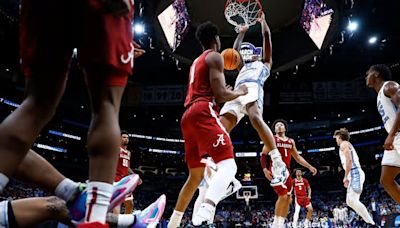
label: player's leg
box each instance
[192,158,237,226]
[219,112,238,133]
[124,197,134,214]
[112,205,121,214]
[192,185,207,221]
[292,200,301,228]
[272,194,291,227]
[83,66,127,224]
[168,167,205,228]
[0,0,71,191]
[346,190,374,224]
[305,204,313,227]
[13,149,79,203]
[380,165,400,203]
[0,197,71,228]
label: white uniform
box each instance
[377,81,400,167]
[339,143,365,194]
[220,61,270,123]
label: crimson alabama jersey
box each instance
[271,135,294,171]
[293,178,310,197]
[184,50,215,108]
[115,147,131,182]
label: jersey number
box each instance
[284,148,288,157]
[122,159,129,167]
[189,59,199,84]
[298,185,302,191]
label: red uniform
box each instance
[271,135,294,196]
[114,147,131,182]
[293,178,312,208]
[181,50,234,169]
[20,0,134,87]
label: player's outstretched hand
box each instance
[343,178,349,188]
[101,0,132,16]
[309,166,317,176]
[237,84,248,96]
[263,168,272,181]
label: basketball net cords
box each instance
[225,0,261,32]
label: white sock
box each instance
[272,216,279,227]
[55,178,79,203]
[168,210,184,228]
[0,173,9,192]
[85,181,113,223]
[268,149,283,162]
[118,214,135,227]
[192,203,215,226]
[203,159,237,204]
[278,216,285,225]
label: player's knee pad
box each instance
[216,158,237,177]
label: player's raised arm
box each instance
[258,12,272,69]
[383,81,400,150]
[291,140,317,175]
[206,52,248,103]
[233,25,248,69]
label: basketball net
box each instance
[224,0,263,33]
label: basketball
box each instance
[221,48,241,70]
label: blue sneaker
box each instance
[69,174,141,223]
[131,194,166,228]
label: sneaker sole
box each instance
[146,194,167,228]
[108,174,141,211]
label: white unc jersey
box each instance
[234,61,270,88]
[377,81,398,134]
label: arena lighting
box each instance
[134,23,145,34]
[0,98,20,108]
[368,36,378,44]
[48,130,81,140]
[34,143,67,153]
[307,147,335,153]
[149,148,180,155]
[130,134,184,143]
[235,152,257,157]
[347,20,358,32]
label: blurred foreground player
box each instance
[0,194,166,228]
[168,21,248,227]
[366,64,400,204]
[292,170,313,228]
[261,119,317,228]
[0,0,145,227]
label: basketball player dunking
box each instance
[261,119,317,228]
[113,130,136,215]
[220,12,289,187]
[0,0,146,227]
[292,170,313,228]
[168,21,248,227]
[366,64,400,204]
[334,128,375,225]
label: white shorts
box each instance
[220,82,264,124]
[382,138,400,167]
[347,168,365,194]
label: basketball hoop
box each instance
[224,0,263,33]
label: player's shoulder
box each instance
[340,141,351,149]
[205,51,223,68]
[384,81,400,96]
